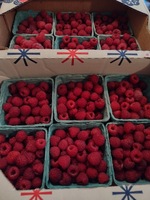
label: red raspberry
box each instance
[57,84,68,96]
[36,90,47,101]
[55,129,66,139]
[6,150,20,165]
[23,151,35,165]
[142,150,150,162]
[49,168,63,184]
[11,96,23,107]
[59,113,69,120]
[6,166,20,181]
[26,97,38,107]
[25,116,36,125]
[113,159,123,171]
[25,140,37,152]
[85,111,95,120]
[130,102,141,112]
[20,105,31,116]
[2,102,12,113]
[93,132,105,147]
[75,110,86,120]
[86,140,99,152]
[90,92,99,101]
[133,131,145,143]
[88,74,99,85]
[57,96,67,105]
[123,157,135,169]
[83,81,93,91]
[115,170,125,181]
[98,172,109,184]
[8,106,20,117]
[134,89,143,101]
[19,86,30,97]
[8,117,21,125]
[16,80,27,89]
[95,98,105,109]
[120,102,129,110]
[0,142,12,156]
[57,103,67,114]
[117,42,127,50]
[112,148,124,160]
[0,134,6,144]
[121,138,133,149]
[76,172,89,185]
[66,100,76,109]
[0,157,7,170]
[50,146,60,158]
[78,130,89,141]
[97,160,107,173]
[58,155,71,170]
[35,130,45,139]
[144,140,150,149]
[107,123,118,136]
[86,167,98,180]
[68,42,76,49]
[60,172,72,186]
[123,122,136,134]
[109,137,121,148]
[67,144,78,157]
[130,149,143,163]
[32,162,44,175]
[23,167,35,180]
[76,98,87,108]
[40,104,51,116]
[58,139,68,150]
[35,138,46,149]
[68,126,80,138]
[13,142,24,151]
[129,74,139,84]
[73,87,82,96]
[111,101,120,111]
[86,101,95,112]
[74,140,86,152]
[16,178,31,190]
[16,154,28,167]
[31,106,40,116]
[87,151,102,166]
[125,170,140,183]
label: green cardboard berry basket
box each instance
[54,36,99,49]
[0,77,54,127]
[9,34,54,49]
[46,122,112,189]
[98,35,141,50]
[54,12,94,37]
[92,12,133,37]
[105,122,150,186]
[54,74,110,123]
[12,10,54,35]
[104,74,150,122]
[0,127,48,189]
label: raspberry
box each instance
[112,148,124,160]
[19,86,30,97]
[36,33,46,43]
[35,138,46,149]
[74,140,86,152]
[23,151,35,164]
[57,96,67,104]
[23,167,35,180]
[13,142,24,151]
[6,166,20,181]
[20,105,31,116]
[115,170,125,181]
[35,130,45,139]
[123,157,135,169]
[32,162,44,175]
[11,96,23,107]
[97,160,107,173]
[123,122,136,134]
[8,106,20,117]
[121,138,133,149]
[31,107,40,116]
[117,42,127,50]
[120,102,129,110]
[25,116,36,125]
[39,81,49,92]
[75,110,86,120]
[144,140,150,149]
[66,100,76,109]
[0,157,7,170]
[76,172,89,185]
[142,150,150,162]
[95,98,105,109]
[93,132,105,147]
[76,98,87,108]
[15,130,27,142]
[0,142,12,156]
[83,81,93,91]
[109,137,121,148]
[98,172,109,184]
[58,155,71,170]
[125,170,140,183]
[78,130,89,141]
[0,134,6,144]
[68,126,80,138]
[133,130,145,143]
[58,139,68,150]
[88,75,99,85]
[50,146,60,158]
[27,97,38,107]
[67,144,78,157]
[2,102,12,112]
[113,159,123,171]
[130,149,143,163]
[73,87,82,96]
[130,102,141,112]
[57,84,68,96]
[36,90,47,101]
[55,129,66,139]
[133,142,143,151]
[16,154,28,167]
[32,177,42,188]
[105,37,113,46]
[87,151,102,166]
[57,103,67,114]
[16,179,31,190]
[86,101,95,112]
[26,140,37,152]
[85,112,95,120]
[40,104,51,116]
[36,150,44,158]
[107,123,118,136]
[50,135,61,146]
[129,74,139,84]
[86,140,99,152]
[111,101,120,111]
[8,117,21,125]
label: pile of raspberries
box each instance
[16,10,53,34]
[56,74,106,121]
[0,129,46,190]
[107,122,150,183]
[100,33,139,50]
[107,74,150,119]
[13,33,53,49]
[94,12,131,35]
[55,12,92,36]
[49,126,110,186]
[58,36,98,49]
[2,80,52,125]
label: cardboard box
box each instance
[0,0,150,200]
